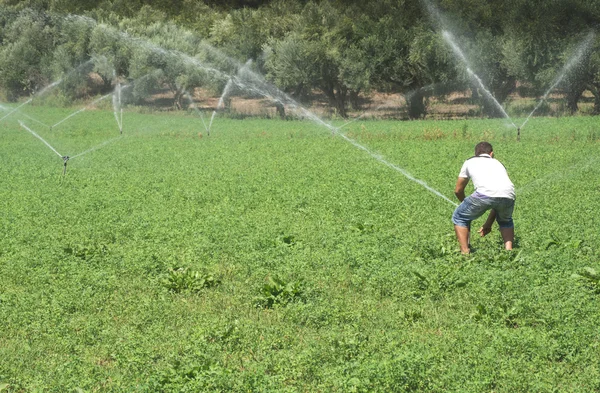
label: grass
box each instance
[1,106,599,392]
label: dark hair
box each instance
[475,142,493,156]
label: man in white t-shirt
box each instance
[452,142,515,254]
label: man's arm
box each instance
[454,177,469,202]
[478,210,496,237]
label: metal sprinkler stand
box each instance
[517,127,521,142]
[62,156,70,176]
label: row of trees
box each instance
[1,0,600,118]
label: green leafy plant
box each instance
[280,234,297,246]
[572,267,600,293]
[412,269,467,299]
[254,276,304,308]
[161,268,220,294]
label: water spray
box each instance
[0,99,33,122]
[19,120,123,176]
[182,89,210,135]
[2,59,99,123]
[209,78,234,133]
[221,63,457,206]
[18,111,51,129]
[69,136,123,160]
[52,90,116,130]
[518,31,596,136]
[113,79,123,134]
[442,31,517,130]
[336,96,402,131]
[18,14,457,207]
[19,121,63,158]
[19,121,67,176]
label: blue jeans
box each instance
[452,194,515,228]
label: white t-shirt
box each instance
[458,154,515,199]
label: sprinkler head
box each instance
[61,156,70,176]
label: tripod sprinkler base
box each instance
[62,156,70,176]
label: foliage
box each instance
[572,267,600,294]
[2,1,600,115]
[0,9,55,100]
[0,108,600,391]
[161,268,221,294]
[254,276,304,308]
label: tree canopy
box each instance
[1,0,599,117]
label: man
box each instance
[452,142,515,254]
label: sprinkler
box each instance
[62,156,70,176]
[517,127,521,142]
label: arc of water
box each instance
[113,80,123,133]
[60,16,458,207]
[338,132,458,206]
[442,31,517,129]
[183,90,210,134]
[517,155,599,194]
[119,83,123,131]
[33,79,65,100]
[520,31,596,131]
[20,120,123,162]
[18,121,63,158]
[70,135,123,160]
[52,90,115,130]
[403,84,437,103]
[0,99,33,122]
[18,112,51,129]
[208,78,233,132]
[337,111,373,130]
[229,75,457,206]
[336,97,401,131]
[207,59,255,133]
[1,59,101,123]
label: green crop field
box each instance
[1,107,600,392]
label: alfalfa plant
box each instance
[161,268,220,294]
[254,276,304,309]
[572,267,600,294]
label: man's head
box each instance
[475,142,493,156]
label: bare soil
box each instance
[140,86,596,120]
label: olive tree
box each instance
[0,9,55,100]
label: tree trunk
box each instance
[481,78,516,118]
[349,90,361,111]
[588,83,600,115]
[174,87,184,110]
[323,82,348,118]
[566,86,585,114]
[275,102,285,119]
[406,90,426,119]
[335,85,348,118]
